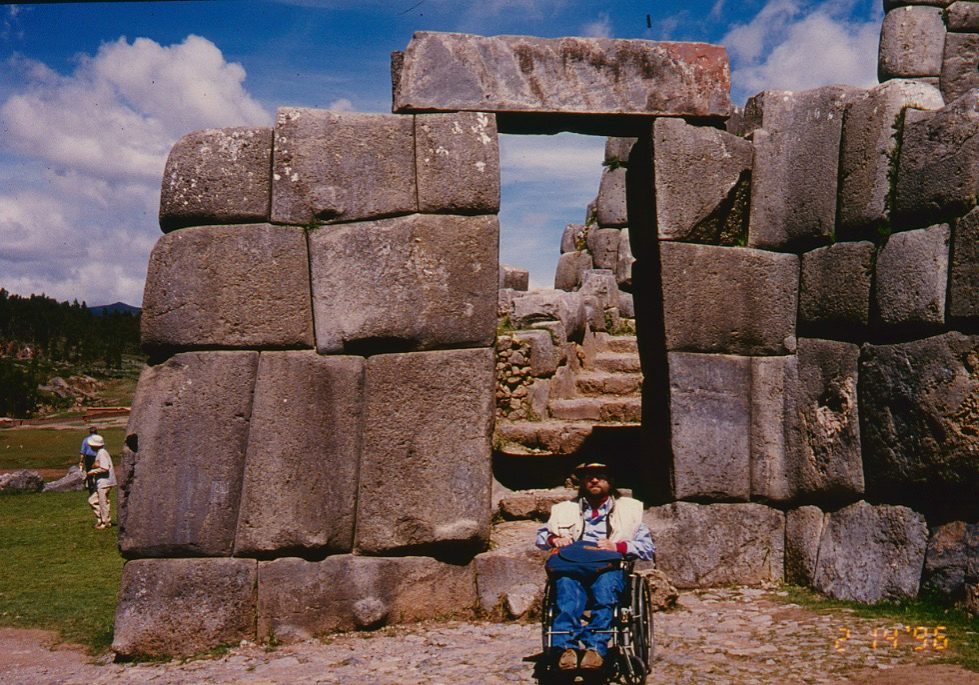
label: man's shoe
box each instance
[580,649,604,670]
[557,648,578,671]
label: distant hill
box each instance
[88,302,141,316]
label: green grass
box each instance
[778,584,979,671]
[0,427,127,471]
[0,491,123,652]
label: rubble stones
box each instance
[141,225,314,352]
[257,555,477,640]
[950,207,979,319]
[118,352,258,557]
[309,214,498,353]
[356,349,494,554]
[652,117,752,245]
[874,223,950,326]
[510,291,586,342]
[596,167,628,227]
[895,91,979,225]
[812,501,927,603]
[512,330,559,377]
[747,87,857,251]
[838,80,944,234]
[415,112,500,213]
[113,558,258,659]
[667,352,751,501]
[942,33,979,103]
[159,127,272,232]
[271,108,415,225]
[234,352,363,557]
[948,1,979,31]
[878,6,947,79]
[392,32,733,119]
[643,502,785,588]
[799,242,876,331]
[860,332,979,518]
[785,506,824,586]
[660,242,799,355]
[553,252,593,291]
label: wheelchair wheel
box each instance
[540,577,556,655]
[620,575,653,685]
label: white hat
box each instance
[88,435,105,448]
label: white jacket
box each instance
[546,496,644,543]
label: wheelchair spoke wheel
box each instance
[540,578,555,655]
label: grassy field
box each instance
[0,491,124,652]
[0,427,127,471]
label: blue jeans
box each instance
[551,569,625,656]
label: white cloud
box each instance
[0,35,272,305]
[582,12,612,39]
[326,97,355,112]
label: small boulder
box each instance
[0,470,44,493]
[42,466,86,493]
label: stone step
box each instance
[605,335,638,354]
[495,420,594,456]
[549,397,642,423]
[591,351,643,373]
[575,371,643,396]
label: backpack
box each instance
[544,540,623,583]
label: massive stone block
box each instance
[878,6,947,79]
[159,127,272,232]
[118,352,258,557]
[473,520,548,618]
[747,86,858,251]
[667,352,751,501]
[812,501,927,603]
[838,80,944,235]
[922,521,977,599]
[660,242,798,355]
[561,224,587,253]
[308,214,498,354]
[605,136,638,165]
[356,349,495,554]
[875,223,950,326]
[257,555,477,641]
[392,32,732,120]
[895,91,979,226]
[750,355,796,503]
[113,558,257,658]
[799,241,876,331]
[554,251,593,291]
[596,167,628,228]
[510,290,586,342]
[948,2,979,31]
[586,228,622,269]
[616,230,634,290]
[500,265,529,291]
[271,108,415,225]
[945,33,979,103]
[653,117,752,245]
[785,506,824,586]
[643,502,784,588]
[861,332,979,518]
[414,112,500,213]
[141,224,314,352]
[950,207,979,319]
[234,352,363,557]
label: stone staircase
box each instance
[495,332,642,456]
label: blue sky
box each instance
[0,0,883,305]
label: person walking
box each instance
[84,434,116,529]
[78,426,100,485]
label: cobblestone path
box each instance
[4,587,978,684]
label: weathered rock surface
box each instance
[414,112,500,213]
[922,521,979,599]
[812,501,927,603]
[595,168,628,227]
[633,568,680,611]
[553,251,593,291]
[586,228,622,269]
[113,558,257,658]
[875,223,950,326]
[950,206,979,319]
[159,127,272,232]
[118,352,258,557]
[499,265,529,291]
[895,91,979,226]
[392,32,732,119]
[838,80,944,234]
[257,555,477,640]
[271,108,415,225]
[948,1,979,31]
[660,242,798,355]
[141,225,314,351]
[878,6,947,79]
[497,487,575,520]
[860,332,979,519]
[560,224,586,253]
[653,117,752,245]
[605,136,637,165]
[234,352,363,557]
[749,355,796,503]
[799,241,876,331]
[512,330,559,378]
[644,502,785,588]
[356,349,494,555]
[942,33,979,103]
[747,86,857,251]
[616,230,634,290]
[510,290,586,342]
[667,352,751,501]
[473,520,547,618]
[785,506,824,586]
[42,466,86,492]
[0,469,43,493]
[308,214,498,354]
[579,269,619,313]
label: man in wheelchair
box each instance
[535,462,655,673]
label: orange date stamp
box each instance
[833,625,949,652]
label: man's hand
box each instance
[551,536,573,548]
[593,539,618,551]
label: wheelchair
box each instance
[540,560,654,684]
